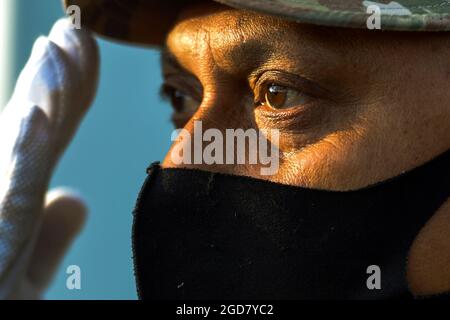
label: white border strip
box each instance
[0,0,15,109]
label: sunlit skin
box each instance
[159,3,450,295]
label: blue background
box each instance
[10,0,173,299]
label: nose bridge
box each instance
[164,23,257,169]
[194,89,238,131]
[163,82,256,170]
[194,70,258,133]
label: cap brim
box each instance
[64,0,450,47]
[64,0,200,47]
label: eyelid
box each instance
[163,68,203,98]
[252,70,334,101]
[160,77,203,103]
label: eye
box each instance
[256,83,311,110]
[161,84,200,115]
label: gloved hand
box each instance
[0,18,99,299]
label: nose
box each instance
[161,90,272,178]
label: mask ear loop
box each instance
[146,161,161,175]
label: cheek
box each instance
[270,98,409,190]
[273,96,434,191]
[273,126,374,189]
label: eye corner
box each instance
[160,81,202,116]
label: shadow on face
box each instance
[159,1,450,190]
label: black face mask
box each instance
[132,150,450,300]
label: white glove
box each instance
[0,18,99,299]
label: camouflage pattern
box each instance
[64,0,450,46]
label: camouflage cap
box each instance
[64,0,450,46]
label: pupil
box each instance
[266,84,287,108]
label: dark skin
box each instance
[160,3,450,295]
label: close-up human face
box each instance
[161,2,450,190]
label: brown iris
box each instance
[264,84,288,109]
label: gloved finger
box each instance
[46,18,99,152]
[48,18,99,108]
[0,104,52,298]
[26,188,87,296]
[9,18,99,155]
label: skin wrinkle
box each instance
[159,2,450,294]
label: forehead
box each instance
[162,2,445,84]
[164,2,350,74]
